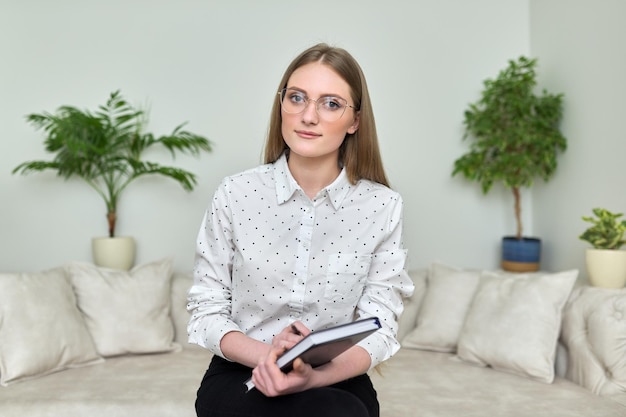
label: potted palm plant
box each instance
[579,208,626,288]
[452,56,567,272]
[13,90,212,270]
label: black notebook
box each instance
[244,317,381,392]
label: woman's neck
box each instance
[287,153,341,199]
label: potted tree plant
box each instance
[579,207,626,288]
[452,56,567,272]
[13,90,212,270]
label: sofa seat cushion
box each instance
[369,349,626,417]
[612,393,626,408]
[0,348,213,417]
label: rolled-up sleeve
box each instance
[187,180,242,357]
[356,196,414,369]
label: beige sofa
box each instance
[1,260,625,417]
[372,265,626,416]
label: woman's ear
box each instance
[347,112,360,134]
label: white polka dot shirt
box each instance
[187,153,414,369]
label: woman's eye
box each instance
[289,93,306,104]
[322,98,343,111]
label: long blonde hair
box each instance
[264,43,389,187]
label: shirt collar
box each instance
[273,153,352,210]
[274,153,298,204]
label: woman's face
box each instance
[281,62,359,164]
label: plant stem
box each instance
[107,211,116,238]
[512,186,522,239]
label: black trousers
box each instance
[195,355,379,417]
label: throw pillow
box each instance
[67,258,180,357]
[0,268,103,386]
[397,269,427,342]
[402,263,480,352]
[456,269,578,383]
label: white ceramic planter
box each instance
[585,248,626,288]
[92,236,136,270]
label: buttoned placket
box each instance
[288,192,317,321]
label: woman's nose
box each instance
[300,99,319,123]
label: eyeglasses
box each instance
[278,88,356,122]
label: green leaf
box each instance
[452,56,566,237]
[14,91,213,237]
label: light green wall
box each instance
[529,0,626,282]
[2,1,531,272]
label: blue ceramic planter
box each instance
[501,236,541,272]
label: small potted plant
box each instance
[452,56,566,272]
[13,90,212,269]
[579,207,626,288]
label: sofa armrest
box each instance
[560,285,626,395]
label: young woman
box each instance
[188,43,413,417]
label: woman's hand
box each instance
[271,321,310,350]
[251,321,315,396]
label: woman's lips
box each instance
[295,130,321,139]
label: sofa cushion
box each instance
[0,347,213,417]
[67,259,180,357]
[170,272,206,351]
[370,348,626,417]
[561,285,626,395]
[397,269,427,342]
[456,269,578,383]
[402,263,480,352]
[0,268,103,386]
